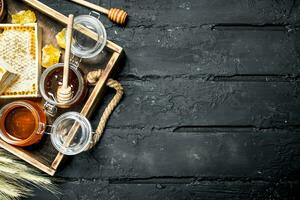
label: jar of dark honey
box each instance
[39,63,87,115]
[0,100,46,147]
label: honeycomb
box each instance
[0,24,40,98]
[42,44,61,68]
[56,28,66,49]
[11,10,37,24]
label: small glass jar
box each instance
[72,12,107,61]
[0,100,46,147]
[39,63,87,115]
[50,112,93,155]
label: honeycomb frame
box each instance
[0,23,41,98]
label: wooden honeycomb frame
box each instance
[0,23,41,98]
[0,0,123,176]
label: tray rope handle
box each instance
[86,69,124,149]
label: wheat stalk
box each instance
[0,149,59,200]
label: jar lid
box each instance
[50,112,92,155]
[72,14,107,59]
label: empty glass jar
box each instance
[50,112,93,155]
[72,11,107,61]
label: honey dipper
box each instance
[68,0,128,25]
[57,14,74,103]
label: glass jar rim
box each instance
[71,15,107,59]
[50,112,92,155]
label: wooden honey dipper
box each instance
[57,14,74,103]
[68,0,128,25]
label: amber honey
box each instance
[5,106,36,140]
[0,100,46,146]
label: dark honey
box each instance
[44,67,79,99]
[41,65,87,108]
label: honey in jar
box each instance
[0,100,46,146]
[39,63,87,111]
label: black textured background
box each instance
[27,0,300,199]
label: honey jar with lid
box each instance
[0,100,46,147]
[39,62,87,114]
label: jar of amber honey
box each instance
[0,100,46,147]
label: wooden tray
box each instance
[0,0,123,176]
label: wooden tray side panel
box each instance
[21,0,123,54]
[0,140,56,175]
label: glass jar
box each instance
[50,112,93,155]
[72,12,107,61]
[39,63,87,115]
[0,100,46,147]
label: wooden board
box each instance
[0,0,123,176]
